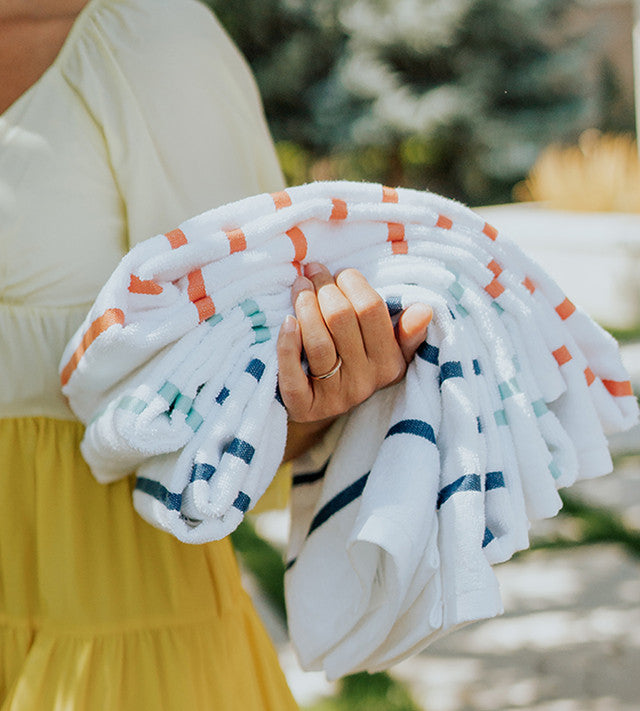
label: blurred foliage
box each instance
[528,483,640,560]
[202,0,628,206]
[515,130,640,212]
[305,671,422,711]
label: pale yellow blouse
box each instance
[0,0,285,420]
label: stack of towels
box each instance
[60,181,638,679]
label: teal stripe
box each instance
[118,395,147,415]
[253,326,271,344]
[456,303,469,318]
[498,381,512,400]
[240,298,260,317]
[509,376,521,393]
[185,408,203,432]
[448,281,464,300]
[174,393,193,414]
[549,461,562,480]
[492,302,505,315]
[158,381,179,403]
[494,409,508,426]
[249,311,267,328]
[532,399,548,417]
[206,313,223,327]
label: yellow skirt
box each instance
[0,417,298,711]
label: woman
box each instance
[0,0,430,708]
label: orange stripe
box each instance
[271,190,292,210]
[128,274,163,295]
[286,226,307,262]
[382,186,398,203]
[584,367,596,386]
[225,228,247,254]
[555,297,576,321]
[187,269,206,303]
[60,308,125,387]
[487,259,502,277]
[391,241,408,255]
[330,199,348,220]
[483,223,498,241]
[436,214,452,230]
[387,223,405,242]
[523,276,536,294]
[292,261,303,276]
[553,345,572,366]
[485,278,504,299]
[602,379,633,397]
[166,228,187,249]
[194,296,216,323]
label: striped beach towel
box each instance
[59,181,638,678]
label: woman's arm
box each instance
[279,262,432,461]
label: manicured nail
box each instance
[282,314,298,333]
[304,262,325,278]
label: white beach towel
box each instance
[59,181,638,679]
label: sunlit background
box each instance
[204,1,640,709]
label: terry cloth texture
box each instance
[60,180,639,679]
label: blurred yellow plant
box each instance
[515,131,640,213]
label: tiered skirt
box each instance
[0,417,297,710]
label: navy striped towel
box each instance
[59,181,638,678]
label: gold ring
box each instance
[309,355,343,381]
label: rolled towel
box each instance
[60,180,638,678]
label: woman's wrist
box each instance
[283,416,337,462]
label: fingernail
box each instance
[304,262,325,278]
[282,314,298,333]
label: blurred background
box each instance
[203,1,640,709]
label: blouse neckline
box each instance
[0,0,107,121]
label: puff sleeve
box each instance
[61,0,285,247]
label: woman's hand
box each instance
[277,262,432,459]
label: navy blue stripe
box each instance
[437,474,481,509]
[226,438,255,464]
[274,383,284,406]
[417,341,439,365]
[307,472,370,537]
[473,359,482,375]
[135,477,182,511]
[191,462,216,481]
[216,386,230,405]
[293,462,328,487]
[448,307,456,320]
[440,360,463,381]
[385,295,403,317]
[385,419,436,445]
[285,558,296,572]
[486,470,505,490]
[233,491,251,513]
[476,416,483,433]
[245,358,265,381]
[482,527,495,548]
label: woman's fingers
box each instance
[396,303,433,363]
[335,268,406,385]
[291,271,339,379]
[303,263,367,374]
[276,314,314,421]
